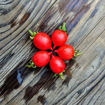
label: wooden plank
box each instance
[60,31,105,105]
[0,0,57,83]
[26,19,105,105]
[1,0,105,105]
[0,0,57,104]
[7,19,105,105]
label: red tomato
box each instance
[55,45,74,60]
[33,33,52,50]
[49,55,65,73]
[51,30,67,49]
[32,51,51,67]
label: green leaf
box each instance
[30,36,34,40]
[25,65,32,68]
[60,75,64,80]
[58,22,67,33]
[32,65,36,68]
[58,26,62,30]
[53,74,58,78]
[33,32,37,36]
[26,60,36,68]
[62,22,66,32]
[59,72,65,80]
[59,72,63,76]
[74,49,82,58]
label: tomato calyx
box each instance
[28,29,37,40]
[73,50,82,59]
[58,22,67,33]
[26,60,36,68]
[53,70,66,80]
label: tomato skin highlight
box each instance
[33,33,52,50]
[49,55,65,73]
[32,51,51,67]
[55,45,74,60]
[51,30,67,48]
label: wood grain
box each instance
[0,0,105,105]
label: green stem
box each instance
[30,36,34,40]
[28,29,37,40]
[73,49,82,58]
[33,32,37,35]
[59,72,65,80]
[26,60,36,68]
[74,53,82,57]
[74,50,78,53]
[58,22,67,32]
[53,74,58,78]
[53,72,65,80]
[60,75,64,80]
[28,29,34,36]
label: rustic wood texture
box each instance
[0,0,105,105]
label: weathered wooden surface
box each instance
[0,0,105,105]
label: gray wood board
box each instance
[0,0,105,105]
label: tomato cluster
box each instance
[27,23,80,79]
